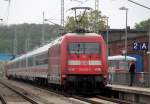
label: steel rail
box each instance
[0,80,40,104]
[4,79,133,104]
[0,94,7,104]
[96,95,131,104]
[21,81,131,104]
[72,96,104,104]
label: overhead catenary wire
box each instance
[127,0,150,10]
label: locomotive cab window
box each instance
[69,43,100,54]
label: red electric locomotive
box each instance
[6,33,107,93]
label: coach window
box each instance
[35,53,48,65]
[28,57,33,66]
[20,60,22,67]
[17,61,20,68]
[16,61,19,68]
[43,53,48,64]
[22,59,26,67]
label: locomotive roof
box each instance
[66,33,100,36]
[10,33,101,63]
[108,55,136,61]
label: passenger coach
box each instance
[6,33,107,93]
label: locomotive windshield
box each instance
[69,43,100,54]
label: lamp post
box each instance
[101,16,109,60]
[119,6,128,61]
[105,16,109,58]
[42,12,45,45]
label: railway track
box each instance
[37,84,132,104]
[3,79,133,104]
[38,85,132,104]
[95,95,131,104]
[71,95,132,104]
[0,93,7,104]
[0,81,32,104]
[0,80,46,104]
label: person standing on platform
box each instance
[129,61,136,86]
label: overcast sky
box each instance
[0,0,150,28]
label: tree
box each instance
[0,23,61,54]
[135,18,150,30]
[65,10,106,32]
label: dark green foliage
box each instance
[65,10,106,32]
[0,23,62,54]
[135,18,150,30]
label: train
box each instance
[6,33,108,93]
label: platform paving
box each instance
[107,84,150,96]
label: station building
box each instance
[100,29,149,72]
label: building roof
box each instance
[100,29,148,34]
[108,55,136,61]
[0,53,15,61]
[99,29,148,43]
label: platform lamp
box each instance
[119,6,128,61]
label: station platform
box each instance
[107,84,150,96]
[107,84,150,104]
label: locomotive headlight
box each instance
[89,60,101,65]
[68,60,80,65]
[68,68,75,71]
[95,68,101,71]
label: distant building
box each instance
[100,29,149,72]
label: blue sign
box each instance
[133,42,148,51]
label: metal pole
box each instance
[125,9,128,61]
[95,0,99,33]
[148,27,150,81]
[106,17,109,59]
[42,12,45,45]
[61,0,64,27]
[13,26,17,55]
[119,7,128,61]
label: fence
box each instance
[108,72,150,87]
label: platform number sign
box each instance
[133,42,148,51]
